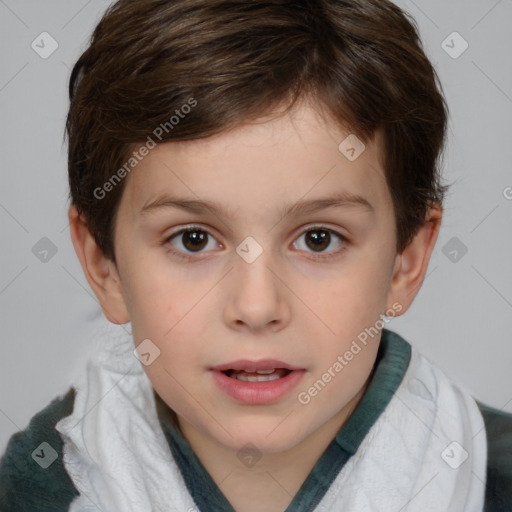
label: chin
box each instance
[215,420,306,455]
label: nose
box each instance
[223,246,291,334]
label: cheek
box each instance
[297,258,390,381]
[121,260,183,328]
[304,267,390,337]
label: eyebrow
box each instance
[139,191,374,219]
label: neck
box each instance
[165,379,370,512]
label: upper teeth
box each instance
[234,371,281,382]
[251,369,276,374]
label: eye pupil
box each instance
[183,230,207,251]
[306,230,330,251]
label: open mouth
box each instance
[222,368,293,382]
[211,364,306,404]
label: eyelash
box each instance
[162,224,350,262]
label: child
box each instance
[1,0,511,510]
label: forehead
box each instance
[119,102,391,222]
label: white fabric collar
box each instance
[56,320,487,511]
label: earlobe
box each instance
[386,205,442,315]
[68,205,130,324]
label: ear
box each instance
[68,205,130,324]
[385,204,442,315]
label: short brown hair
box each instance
[66,0,450,263]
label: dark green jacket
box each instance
[1,329,511,511]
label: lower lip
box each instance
[210,369,306,405]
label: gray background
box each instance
[0,0,511,453]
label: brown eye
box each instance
[293,226,348,259]
[304,229,331,252]
[166,226,219,256]
[181,229,208,251]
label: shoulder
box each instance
[476,401,512,512]
[0,387,79,512]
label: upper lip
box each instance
[210,359,303,372]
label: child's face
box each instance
[105,101,407,454]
